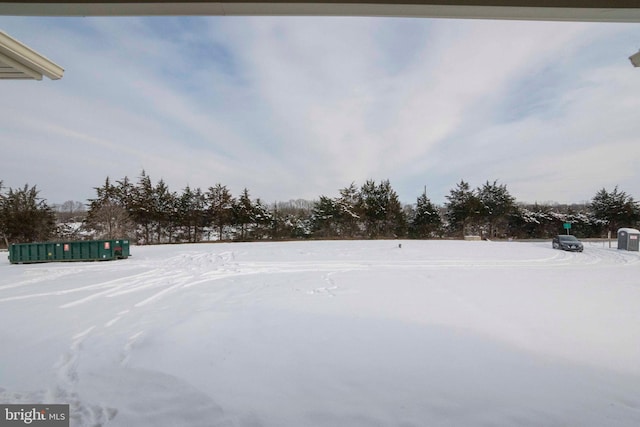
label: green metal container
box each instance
[8,239,130,264]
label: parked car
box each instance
[552,235,583,252]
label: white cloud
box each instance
[0,16,638,205]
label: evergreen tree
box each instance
[252,198,274,239]
[336,183,361,238]
[115,176,135,212]
[445,180,481,238]
[0,180,6,247]
[89,177,118,205]
[476,180,516,239]
[563,207,601,238]
[590,187,640,235]
[191,187,207,243]
[410,188,442,238]
[311,196,339,238]
[206,184,234,241]
[382,180,407,238]
[176,186,205,243]
[176,186,193,242]
[154,179,176,243]
[233,188,254,241]
[508,204,549,239]
[357,180,406,238]
[0,184,56,244]
[358,180,381,238]
[131,170,156,244]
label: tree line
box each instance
[1,174,639,247]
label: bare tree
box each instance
[85,200,134,240]
[54,200,86,223]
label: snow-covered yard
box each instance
[1,240,639,426]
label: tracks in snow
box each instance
[1,242,638,426]
[2,245,637,308]
[50,326,118,427]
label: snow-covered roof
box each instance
[618,228,640,234]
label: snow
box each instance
[1,240,639,426]
[618,228,640,234]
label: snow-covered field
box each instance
[1,240,639,427]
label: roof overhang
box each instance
[0,0,640,22]
[0,30,64,80]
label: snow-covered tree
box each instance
[590,187,640,235]
[357,180,406,238]
[311,196,339,238]
[476,180,516,239]
[154,179,177,243]
[336,183,361,238]
[233,188,254,241]
[176,186,206,243]
[206,184,235,241]
[410,188,442,238]
[0,180,6,247]
[271,200,313,240]
[252,198,274,240]
[53,201,87,240]
[445,180,482,238]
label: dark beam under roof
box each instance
[0,0,639,21]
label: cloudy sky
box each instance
[1,15,639,206]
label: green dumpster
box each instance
[8,239,130,264]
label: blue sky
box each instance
[1,16,639,206]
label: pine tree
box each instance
[154,179,176,243]
[590,187,640,235]
[336,183,361,238]
[311,196,339,238]
[0,180,6,247]
[233,188,254,241]
[358,180,381,238]
[0,184,56,244]
[382,180,407,238]
[252,198,274,239]
[115,176,135,211]
[445,180,481,238]
[192,187,206,242]
[410,188,442,238]
[131,170,156,244]
[177,186,195,242]
[206,184,234,241]
[173,186,205,243]
[355,180,406,238]
[476,180,515,239]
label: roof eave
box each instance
[0,30,64,80]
